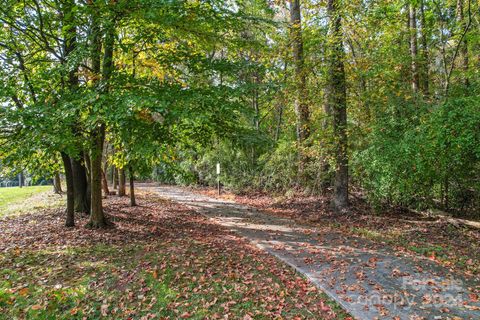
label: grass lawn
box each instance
[0,186,64,217]
[0,191,350,319]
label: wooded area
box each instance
[0,0,479,228]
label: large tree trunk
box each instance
[61,153,75,227]
[71,158,90,214]
[88,125,106,228]
[129,166,136,207]
[86,0,108,228]
[62,0,88,216]
[118,168,126,197]
[289,0,310,179]
[409,4,419,93]
[327,0,348,211]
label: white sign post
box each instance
[216,163,221,195]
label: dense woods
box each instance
[1,0,479,227]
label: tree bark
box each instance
[113,166,118,189]
[84,153,92,212]
[456,0,469,87]
[18,172,24,188]
[111,166,116,189]
[327,0,348,211]
[419,0,429,96]
[61,153,75,227]
[409,4,420,93]
[86,0,108,228]
[289,0,310,179]
[71,158,90,214]
[62,0,88,216]
[88,125,107,228]
[129,166,136,207]
[118,168,126,196]
[53,172,62,194]
[320,101,332,191]
[101,168,110,196]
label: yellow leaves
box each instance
[18,287,29,296]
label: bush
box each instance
[353,96,480,216]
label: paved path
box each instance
[145,185,480,320]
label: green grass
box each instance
[0,186,64,217]
[0,242,349,319]
[0,186,51,208]
[0,193,350,319]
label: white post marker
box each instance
[216,163,221,195]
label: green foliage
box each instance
[353,95,480,215]
[1,0,480,217]
[257,140,299,191]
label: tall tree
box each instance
[327,0,348,211]
[409,3,420,93]
[86,0,110,228]
[62,0,90,215]
[289,0,310,178]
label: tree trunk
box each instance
[84,153,92,213]
[118,168,126,196]
[88,125,107,228]
[327,0,348,211]
[129,166,136,207]
[289,0,310,179]
[409,4,419,93]
[456,0,469,87]
[274,60,288,142]
[113,167,118,189]
[61,153,75,227]
[110,165,116,189]
[419,0,429,96]
[53,173,62,194]
[62,0,87,216]
[71,158,90,214]
[320,101,332,191]
[18,172,24,188]
[86,0,111,228]
[101,168,110,196]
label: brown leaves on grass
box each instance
[0,192,346,319]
